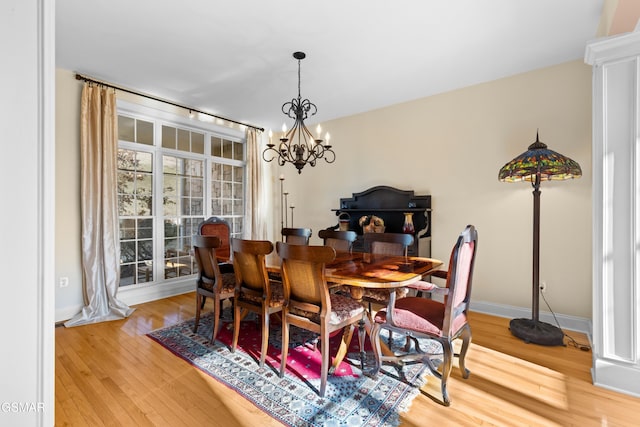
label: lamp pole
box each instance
[531,174,541,324]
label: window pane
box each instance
[177,128,190,152]
[119,219,136,239]
[118,116,135,142]
[233,141,243,160]
[137,120,154,145]
[222,140,233,159]
[192,132,204,154]
[121,241,136,263]
[222,165,232,181]
[211,137,222,157]
[137,151,153,173]
[162,125,176,149]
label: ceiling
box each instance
[56,0,607,132]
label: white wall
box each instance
[1,1,55,425]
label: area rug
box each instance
[147,308,442,427]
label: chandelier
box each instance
[263,51,335,174]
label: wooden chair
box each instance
[370,225,478,406]
[281,227,312,245]
[230,238,284,367]
[276,242,365,397]
[318,229,357,252]
[192,235,236,344]
[363,232,413,256]
[198,216,232,263]
[197,217,236,309]
[361,233,414,307]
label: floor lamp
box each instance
[498,132,582,346]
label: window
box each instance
[116,105,245,287]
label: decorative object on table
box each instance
[359,215,385,233]
[148,310,440,427]
[498,131,581,346]
[402,212,415,234]
[338,212,351,231]
[262,51,335,174]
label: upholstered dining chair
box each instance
[230,238,285,367]
[370,224,478,406]
[281,227,312,245]
[276,242,365,397]
[198,216,233,263]
[318,229,357,252]
[192,235,236,344]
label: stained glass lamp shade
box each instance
[498,132,581,346]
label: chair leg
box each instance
[369,323,383,376]
[319,327,329,397]
[193,293,202,333]
[279,315,290,378]
[259,309,270,367]
[457,324,472,379]
[231,303,242,353]
[211,296,222,344]
[332,325,354,373]
[439,340,454,406]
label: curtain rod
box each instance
[75,73,264,132]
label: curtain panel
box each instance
[65,84,134,327]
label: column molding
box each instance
[585,30,640,397]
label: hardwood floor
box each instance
[55,293,640,426]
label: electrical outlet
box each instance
[59,277,69,288]
[540,281,547,293]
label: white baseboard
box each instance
[470,300,592,336]
[55,278,195,323]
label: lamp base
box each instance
[509,318,565,346]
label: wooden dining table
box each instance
[267,250,443,373]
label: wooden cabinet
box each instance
[328,186,431,257]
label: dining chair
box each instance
[198,217,236,308]
[230,238,284,367]
[318,229,357,252]
[198,216,233,263]
[363,232,413,256]
[361,233,414,308]
[276,242,365,397]
[370,225,478,406]
[281,227,312,245]
[192,235,236,344]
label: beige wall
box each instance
[55,60,592,321]
[277,59,592,318]
[55,68,83,318]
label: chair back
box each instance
[442,225,478,336]
[198,217,231,262]
[318,229,357,252]
[281,227,312,245]
[276,242,336,312]
[192,235,223,288]
[231,238,274,295]
[363,232,414,256]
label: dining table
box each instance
[267,250,443,373]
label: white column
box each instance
[586,30,640,397]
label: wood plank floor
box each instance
[55,293,640,426]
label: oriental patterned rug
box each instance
[147,308,442,427]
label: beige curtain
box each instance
[65,84,134,327]
[244,128,268,239]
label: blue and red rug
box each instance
[147,308,441,427]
